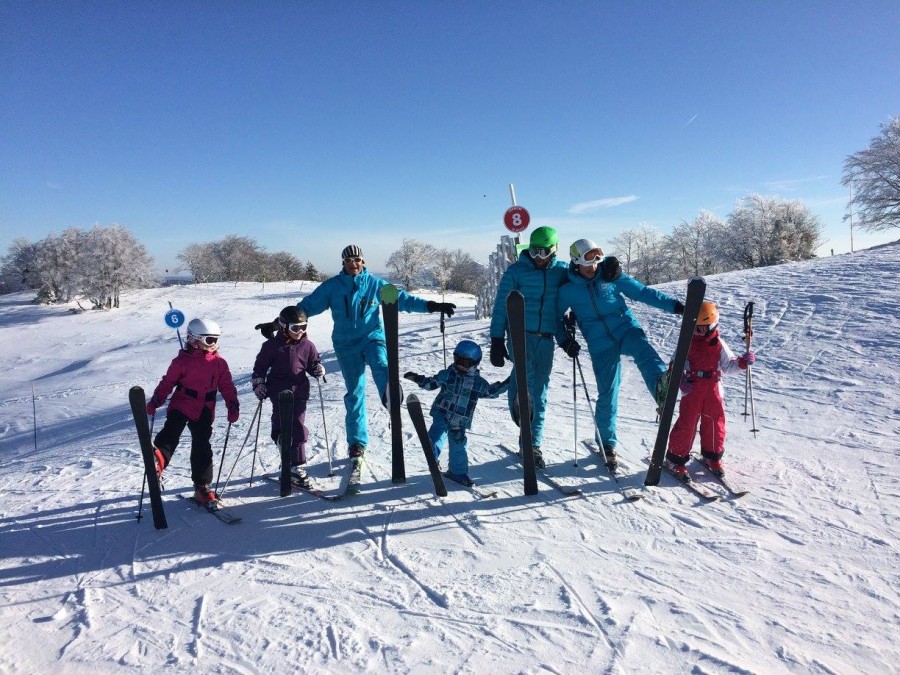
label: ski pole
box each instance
[213,422,232,494]
[220,399,264,496]
[574,355,605,447]
[573,353,579,467]
[743,302,759,438]
[249,398,264,486]
[440,309,447,368]
[317,376,334,477]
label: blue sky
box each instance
[2,1,898,276]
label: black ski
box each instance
[581,441,644,501]
[380,283,406,483]
[129,386,168,529]
[692,455,750,497]
[405,394,448,497]
[661,463,720,501]
[263,474,342,501]
[506,290,538,496]
[177,493,242,523]
[645,277,707,486]
[499,443,582,496]
[442,471,498,499]
[278,390,293,497]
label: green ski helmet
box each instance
[528,226,559,260]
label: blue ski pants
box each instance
[589,325,667,448]
[334,337,389,448]
[506,333,556,447]
[428,412,469,476]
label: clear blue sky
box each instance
[2,1,898,275]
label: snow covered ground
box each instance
[1,243,898,674]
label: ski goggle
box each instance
[197,335,219,346]
[343,257,364,264]
[286,323,307,333]
[694,323,717,335]
[573,249,603,266]
[454,355,477,370]
[529,245,557,260]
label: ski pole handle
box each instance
[743,302,755,351]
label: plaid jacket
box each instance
[418,366,510,430]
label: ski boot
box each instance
[532,446,546,470]
[445,471,474,487]
[194,483,218,505]
[602,444,618,469]
[348,442,366,458]
[290,466,313,490]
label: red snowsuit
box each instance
[149,347,239,485]
[666,329,746,465]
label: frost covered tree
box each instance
[386,238,436,290]
[447,255,485,295]
[720,194,823,268]
[609,229,640,276]
[631,225,670,285]
[664,210,727,279]
[79,225,155,308]
[0,238,39,294]
[842,116,900,232]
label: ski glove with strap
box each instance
[489,337,509,367]
[600,256,622,281]
[426,301,456,317]
[561,337,581,359]
[252,376,268,401]
[146,394,164,416]
[403,371,425,385]
[737,351,757,369]
[226,399,240,424]
[311,363,326,378]
[673,300,685,315]
[679,375,693,395]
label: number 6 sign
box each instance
[503,205,530,233]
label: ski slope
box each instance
[1,243,898,673]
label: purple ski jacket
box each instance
[252,332,322,401]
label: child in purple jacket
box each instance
[251,306,324,488]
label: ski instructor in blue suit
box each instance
[489,226,569,469]
[298,244,456,459]
[556,239,684,463]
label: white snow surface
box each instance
[1,244,898,674]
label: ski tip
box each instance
[379,284,399,303]
[406,393,419,404]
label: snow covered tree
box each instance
[609,229,640,276]
[79,225,155,308]
[265,251,307,281]
[386,238,436,290]
[720,194,823,268]
[842,116,900,232]
[664,210,727,279]
[0,237,39,294]
[447,254,485,295]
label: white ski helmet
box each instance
[187,318,221,343]
[569,239,604,265]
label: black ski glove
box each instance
[562,311,578,332]
[673,300,685,315]
[490,337,509,367]
[403,371,425,385]
[426,301,456,317]
[600,256,622,281]
[254,320,278,339]
[561,337,581,359]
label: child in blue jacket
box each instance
[404,340,510,486]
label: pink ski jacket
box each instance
[150,348,239,422]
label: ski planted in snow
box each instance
[129,386,168,530]
[506,290,538,496]
[645,277,707,486]
[380,283,406,483]
[499,443,582,496]
[336,456,365,496]
[581,440,644,501]
[442,471,498,499]
[278,390,293,497]
[406,394,448,497]
[178,493,242,524]
[692,455,750,497]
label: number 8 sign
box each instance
[503,205,530,233]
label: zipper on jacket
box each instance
[588,282,618,345]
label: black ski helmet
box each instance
[278,305,308,327]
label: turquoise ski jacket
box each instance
[490,253,569,338]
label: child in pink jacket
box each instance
[146,318,240,504]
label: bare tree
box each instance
[609,229,640,275]
[842,116,900,232]
[664,210,726,279]
[386,238,436,290]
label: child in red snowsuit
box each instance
[665,301,756,475]
[146,318,240,504]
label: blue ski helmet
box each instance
[453,339,482,365]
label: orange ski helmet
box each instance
[695,301,719,328]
